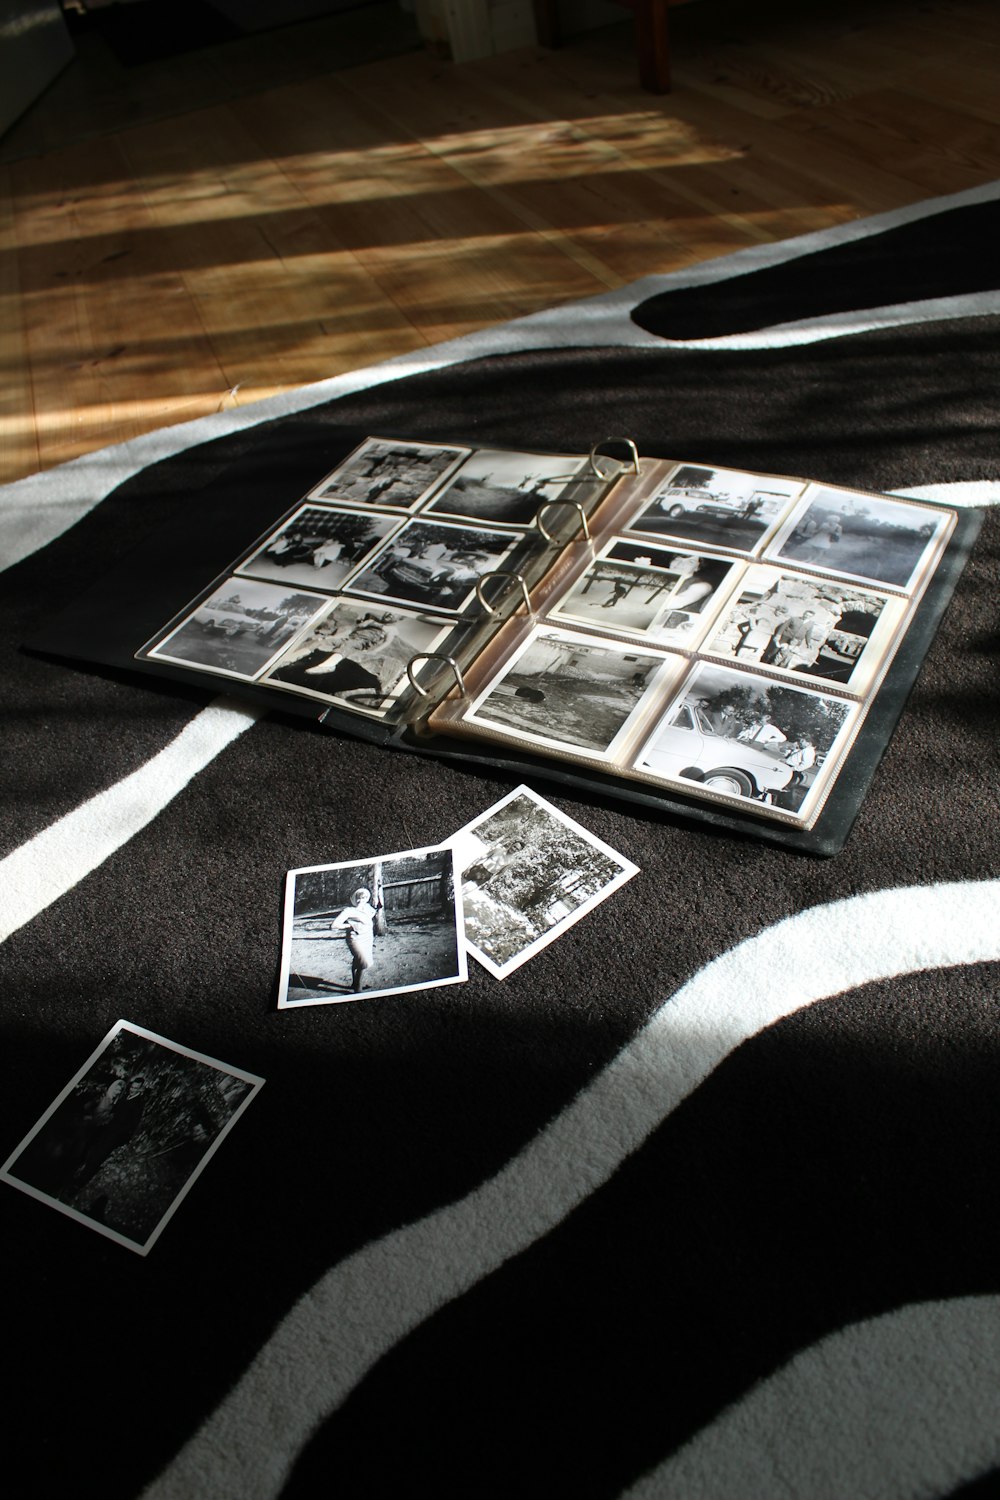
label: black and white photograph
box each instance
[346,517,526,615]
[704,565,908,692]
[626,464,802,552]
[464,625,682,760]
[1,1022,263,1256]
[146,577,328,681]
[236,504,403,591]
[769,484,953,590]
[262,599,456,718]
[278,846,467,1007]
[452,785,639,979]
[634,661,857,818]
[548,540,738,646]
[308,438,469,510]
[425,447,595,527]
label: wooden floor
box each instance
[3,0,1000,487]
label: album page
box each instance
[426,460,958,832]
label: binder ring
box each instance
[536,500,591,543]
[589,437,640,480]
[475,570,532,615]
[406,652,466,699]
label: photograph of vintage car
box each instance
[346,518,525,614]
[635,663,856,816]
[147,577,327,680]
[626,464,801,552]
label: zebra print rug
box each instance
[2,179,999,1500]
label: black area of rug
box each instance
[2,189,1000,1500]
[631,197,1000,340]
[68,0,244,66]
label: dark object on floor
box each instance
[67,0,244,68]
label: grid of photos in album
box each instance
[455,462,955,826]
[138,437,605,722]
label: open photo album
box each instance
[123,435,977,855]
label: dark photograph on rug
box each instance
[236,504,404,593]
[453,785,639,979]
[627,464,803,552]
[308,438,470,511]
[548,542,737,646]
[704,566,908,694]
[278,846,467,1007]
[425,447,593,527]
[347,518,526,615]
[0,1022,264,1256]
[770,486,953,590]
[145,577,327,681]
[635,663,858,817]
[464,626,681,760]
[263,599,456,719]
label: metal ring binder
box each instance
[475,570,532,615]
[589,437,641,479]
[536,499,592,543]
[406,653,466,699]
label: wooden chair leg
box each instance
[532,0,561,49]
[633,0,671,93]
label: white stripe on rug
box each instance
[141,878,1000,1500]
[622,1295,1000,1500]
[4,178,999,574]
[0,698,258,945]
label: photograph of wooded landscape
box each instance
[456,789,637,975]
[2,1023,261,1253]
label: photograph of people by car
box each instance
[346,518,526,615]
[770,485,953,590]
[705,566,907,693]
[626,464,802,552]
[308,438,469,510]
[236,505,402,592]
[635,662,856,817]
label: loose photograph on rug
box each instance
[278,845,467,1007]
[235,504,404,592]
[452,784,639,979]
[144,577,329,681]
[624,464,803,553]
[633,662,858,819]
[1,1022,264,1256]
[263,598,458,719]
[462,625,684,761]
[307,437,470,510]
[547,540,739,647]
[424,447,597,527]
[345,518,527,615]
[767,486,953,590]
[702,565,908,693]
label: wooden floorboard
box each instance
[2,0,999,486]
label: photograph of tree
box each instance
[453,786,638,977]
[1,1022,263,1254]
